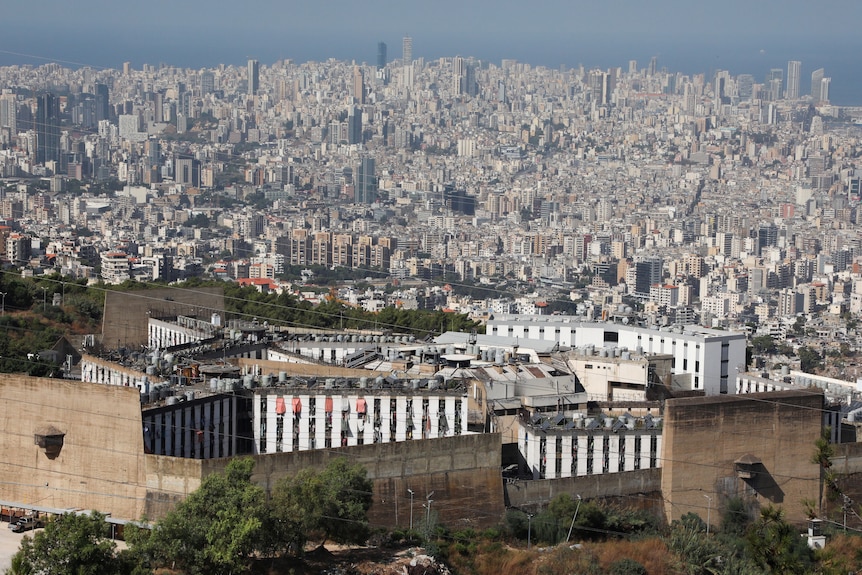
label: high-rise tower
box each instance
[820,77,831,103]
[347,106,362,145]
[356,157,377,204]
[766,68,783,101]
[786,60,801,99]
[453,57,464,94]
[247,59,260,96]
[402,36,412,67]
[36,93,60,165]
[810,68,824,102]
[200,71,215,95]
[0,92,17,134]
[352,66,365,104]
[376,42,387,69]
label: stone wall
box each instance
[661,390,823,526]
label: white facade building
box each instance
[487,315,746,395]
[252,390,469,454]
[518,415,662,479]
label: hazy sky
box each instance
[2,0,861,76]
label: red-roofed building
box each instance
[649,283,679,307]
[237,278,279,293]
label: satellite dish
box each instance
[622,317,629,324]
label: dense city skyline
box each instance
[3,0,862,104]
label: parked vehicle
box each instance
[10,517,42,532]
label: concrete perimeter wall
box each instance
[0,374,148,520]
[661,390,822,525]
[102,286,224,349]
[505,468,662,512]
[174,433,506,529]
[833,441,862,475]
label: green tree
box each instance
[188,213,211,228]
[791,315,807,336]
[720,496,752,537]
[8,512,120,575]
[750,335,776,355]
[745,505,813,574]
[136,457,268,575]
[270,457,373,551]
[798,346,822,373]
[811,426,835,515]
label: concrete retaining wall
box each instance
[251,433,504,530]
[0,374,148,520]
[504,468,662,511]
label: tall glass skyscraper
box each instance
[247,59,260,96]
[376,42,387,69]
[356,157,377,204]
[36,93,60,165]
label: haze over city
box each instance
[4,0,862,104]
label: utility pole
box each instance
[566,494,582,542]
[408,488,414,530]
[527,513,534,550]
[704,494,712,535]
[0,292,6,315]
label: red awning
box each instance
[356,398,367,414]
[275,397,286,415]
[325,397,333,413]
[292,398,302,414]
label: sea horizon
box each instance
[2,34,860,107]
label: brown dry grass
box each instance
[586,538,679,575]
[814,533,862,573]
[471,544,535,575]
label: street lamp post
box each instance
[408,489,414,530]
[425,491,434,531]
[704,494,712,535]
[40,286,48,311]
[527,513,534,550]
[0,292,6,315]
